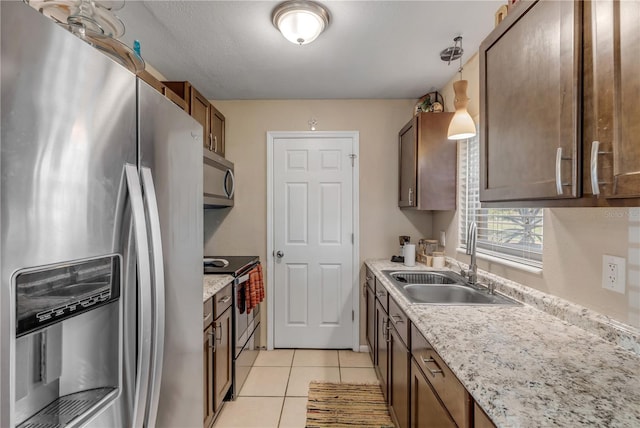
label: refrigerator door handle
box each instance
[125,164,153,428]
[140,167,166,428]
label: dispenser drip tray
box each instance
[18,387,115,428]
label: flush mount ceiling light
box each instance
[441,36,477,140]
[272,0,330,45]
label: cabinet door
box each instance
[366,284,376,363]
[584,0,640,199]
[399,117,418,208]
[410,360,456,428]
[375,300,389,400]
[480,0,582,202]
[203,325,214,427]
[190,86,211,150]
[389,326,409,428]
[213,307,232,412]
[210,105,226,157]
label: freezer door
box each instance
[1,3,138,427]
[138,80,204,428]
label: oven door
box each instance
[233,273,250,359]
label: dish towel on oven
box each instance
[245,264,265,314]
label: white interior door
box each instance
[272,134,356,348]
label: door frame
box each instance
[266,131,360,351]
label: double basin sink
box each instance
[382,270,520,306]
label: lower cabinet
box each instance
[368,269,496,428]
[203,305,215,427]
[410,359,456,428]
[213,306,232,412]
[204,284,233,427]
[375,298,389,400]
[388,297,410,428]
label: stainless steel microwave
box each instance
[204,149,235,208]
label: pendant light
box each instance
[441,36,476,140]
[272,0,330,45]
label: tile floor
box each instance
[213,349,377,428]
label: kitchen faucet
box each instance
[465,221,478,285]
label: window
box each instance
[459,129,543,268]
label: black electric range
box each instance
[203,256,259,276]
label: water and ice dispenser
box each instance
[13,256,122,427]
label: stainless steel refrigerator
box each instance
[1,3,203,427]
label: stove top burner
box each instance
[203,256,259,276]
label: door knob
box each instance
[276,251,284,258]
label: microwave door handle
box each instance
[140,167,166,428]
[224,169,235,199]
[124,164,153,428]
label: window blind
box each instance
[458,130,543,268]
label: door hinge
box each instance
[352,310,355,322]
[349,153,357,167]
[351,233,354,244]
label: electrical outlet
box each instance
[602,255,626,294]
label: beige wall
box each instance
[435,54,640,328]
[203,100,436,345]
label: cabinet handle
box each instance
[408,187,413,205]
[218,295,231,304]
[390,314,404,324]
[420,356,443,377]
[382,319,389,340]
[376,291,386,298]
[208,133,214,151]
[214,136,218,152]
[555,147,563,195]
[555,147,572,196]
[590,141,600,196]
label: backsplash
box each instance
[447,257,640,356]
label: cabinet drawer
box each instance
[411,325,472,428]
[365,267,375,291]
[374,277,388,312]
[203,298,213,330]
[213,283,233,319]
[388,297,409,347]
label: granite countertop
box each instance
[203,274,234,302]
[366,259,640,427]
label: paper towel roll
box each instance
[404,244,416,267]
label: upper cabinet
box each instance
[480,0,640,206]
[480,0,581,203]
[163,81,226,157]
[398,112,456,211]
[583,0,640,201]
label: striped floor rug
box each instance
[306,381,395,428]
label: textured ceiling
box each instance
[117,1,503,100]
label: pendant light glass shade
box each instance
[448,80,476,140]
[272,1,330,45]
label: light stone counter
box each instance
[203,274,234,302]
[365,259,640,427]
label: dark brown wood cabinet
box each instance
[410,359,456,428]
[583,0,640,202]
[474,403,497,428]
[388,298,410,428]
[163,80,226,157]
[398,112,456,210]
[210,104,226,157]
[365,268,376,363]
[480,0,640,206]
[203,300,215,427]
[203,284,233,427]
[375,298,389,401]
[480,0,582,203]
[213,306,232,412]
[411,325,472,428]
